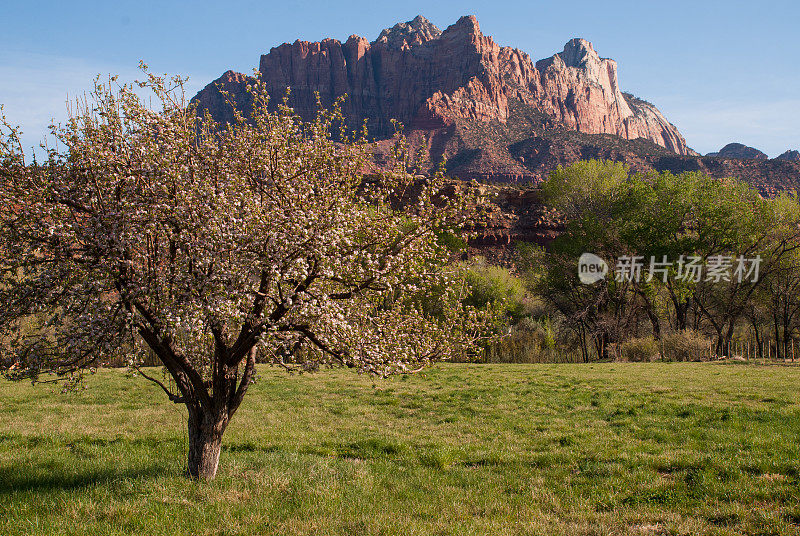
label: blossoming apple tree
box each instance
[0,70,493,479]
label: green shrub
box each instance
[463,259,527,321]
[435,229,467,252]
[522,296,551,320]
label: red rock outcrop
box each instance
[193,15,692,155]
[192,70,254,125]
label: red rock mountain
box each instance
[193,15,800,191]
[194,16,691,153]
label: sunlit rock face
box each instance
[193,15,691,155]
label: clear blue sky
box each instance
[1,0,798,157]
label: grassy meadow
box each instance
[1,362,799,535]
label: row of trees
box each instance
[526,161,800,361]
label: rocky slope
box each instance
[776,150,800,162]
[706,143,768,160]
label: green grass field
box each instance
[1,363,799,535]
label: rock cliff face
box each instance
[193,15,800,192]
[192,70,254,125]
[534,40,688,154]
[194,15,692,155]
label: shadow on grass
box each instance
[0,464,170,495]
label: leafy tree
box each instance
[685,180,800,355]
[538,160,800,359]
[729,193,800,359]
[540,161,646,359]
[0,72,490,479]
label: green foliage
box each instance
[484,316,582,364]
[434,228,468,252]
[514,241,547,287]
[463,259,527,321]
[532,159,800,359]
[539,316,556,349]
[542,159,630,215]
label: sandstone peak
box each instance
[376,15,441,49]
[560,38,598,68]
[219,70,248,83]
[194,14,698,184]
[438,15,485,45]
[536,38,617,90]
[451,15,480,33]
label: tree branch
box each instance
[134,365,185,404]
[228,346,257,417]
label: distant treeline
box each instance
[464,160,800,363]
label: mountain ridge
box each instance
[193,15,692,153]
[192,15,800,192]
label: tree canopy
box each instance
[536,160,800,360]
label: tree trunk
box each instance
[782,303,791,362]
[723,319,736,358]
[592,333,604,362]
[708,321,722,357]
[648,308,661,340]
[749,317,763,359]
[773,312,782,361]
[187,411,226,480]
[578,322,589,363]
[598,332,610,361]
[675,301,688,332]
